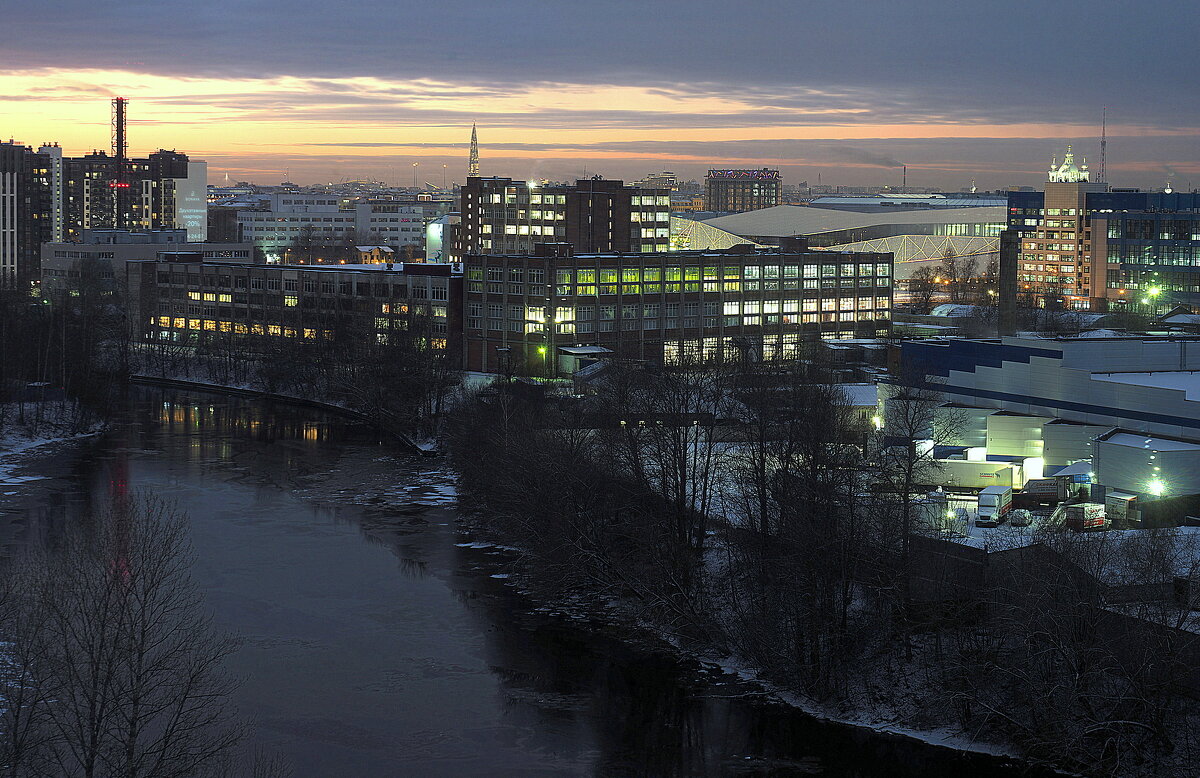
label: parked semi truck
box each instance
[976,485,1013,527]
[1013,477,1069,507]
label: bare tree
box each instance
[0,494,243,777]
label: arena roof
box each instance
[700,205,1008,239]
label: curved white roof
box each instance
[701,205,1007,238]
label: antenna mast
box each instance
[112,97,127,161]
[111,97,129,228]
[1100,106,1107,185]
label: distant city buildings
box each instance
[703,168,781,213]
[458,177,671,256]
[632,171,678,191]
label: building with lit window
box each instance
[0,141,54,288]
[127,258,459,354]
[458,177,671,256]
[1006,150,1200,311]
[703,169,781,213]
[463,243,892,375]
[0,140,207,289]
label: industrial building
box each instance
[896,334,1200,518]
[233,193,452,262]
[463,243,892,376]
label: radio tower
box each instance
[112,97,128,161]
[1099,106,1107,185]
[111,97,130,228]
[468,122,480,178]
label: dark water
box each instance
[0,388,1052,777]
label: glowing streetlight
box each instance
[1146,477,1166,497]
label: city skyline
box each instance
[3,1,1197,189]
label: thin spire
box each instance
[1100,106,1107,185]
[468,122,480,178]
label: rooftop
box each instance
[701,204,1007,238]
[1093,371,1200,402]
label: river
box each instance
[0,387,1054,777]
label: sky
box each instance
[2,0,1197,190]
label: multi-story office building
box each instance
[235,193,451,261]
[462,243,892,375]
[458,177,671,256]
[41,230,252,297]
[1007,149,1200,310]
[127,258,459,354]
[1092,212,1200,308]
[703,169,782,213]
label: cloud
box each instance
[1,1,1197,190]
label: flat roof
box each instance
[1093,371,1200,401]
[1103,432,1200,452]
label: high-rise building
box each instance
[1006,147,1200,310]
[458,177,671,256]
[0,137,208,289]
[53,149,207,242]
[0,141,53,288]
[703,169,782,213]
[462,242,892,375]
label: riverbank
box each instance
[0,401,105,495]
[129,374,437,455]
[448,511,1064,775]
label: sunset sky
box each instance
[3,0,1197,190]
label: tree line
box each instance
[448,356,1200,777]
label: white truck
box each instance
[976,485,1013,527]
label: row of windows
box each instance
[1107,221,1200,241]
[467,263,890,283]
[467,310,889,334]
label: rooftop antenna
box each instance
[1100,106,1107,185]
